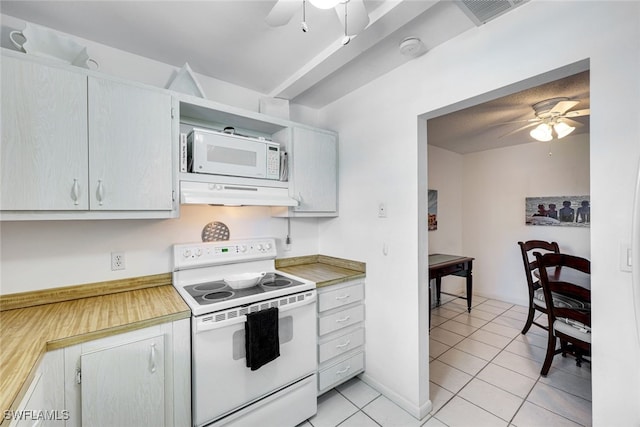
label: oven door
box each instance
[192,290,317,427]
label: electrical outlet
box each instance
[111,252,125,271]
[378,203,387,218]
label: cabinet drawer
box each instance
[318,352,364,392]
[318,328,365,365]
[318,304,364,336]
[318,283,364,313]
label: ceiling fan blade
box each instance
[266,0,300,27]
[561,118,584,127]
[551,100,579,115]
[490,118,539,127]
[564,108,590,118]
[335,0,370,35]
[499,122,540,139]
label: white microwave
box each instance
[187,128,281,180]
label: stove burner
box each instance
[261,278,293,288]
[203,290,235,301]
[193,282,226,292]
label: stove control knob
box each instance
[239,245,247,253]
[183,249,192,258]
[265,242,273,251]
[257,243,264,252]
[195,248,202,257]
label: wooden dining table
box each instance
[428,254,474,328]
[535,266,591,290]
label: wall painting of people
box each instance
[525,196,590,227]
[428,190,438,231]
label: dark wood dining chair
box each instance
[517,240,560,334]
[534,252,591,376]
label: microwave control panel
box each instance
[266,143,280,180]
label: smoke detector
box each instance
[399,37,424,58]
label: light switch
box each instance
[621,243,632,272]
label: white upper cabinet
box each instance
[273,126,338,216]
[1,55,89,211]
[0,50,176,219]
[88,77,173,211]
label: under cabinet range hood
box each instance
[180,181,298,207]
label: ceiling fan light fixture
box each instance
[530,123,553,142]
[309,0,340,9]
[553,121,576,139]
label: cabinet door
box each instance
[1,56,88,210]
[11,350,65,427]
[291,127,337,213]
[80,335,164,427]
[88,77,173,211]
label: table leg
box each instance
[428,281,432,330]
[466,267,472,313]
[436,276,442,307]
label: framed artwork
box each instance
[525,195,590,227]
[428,190,438,231]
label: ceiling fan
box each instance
[501,97,590,142]
[266,0,370,44]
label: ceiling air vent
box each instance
[455,0,529,26]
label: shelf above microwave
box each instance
[179,99,289,138]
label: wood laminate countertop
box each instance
[276,255,366,288]
[0,274,190,420]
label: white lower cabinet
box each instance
[9,350,65,427]
[316,280,365,395]
[64,319,190,427]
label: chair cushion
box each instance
[533,288,591,309]
[553,318,591,343]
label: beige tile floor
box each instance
[300,294,591,427]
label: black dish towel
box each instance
[245,307,280,371]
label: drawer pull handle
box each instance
[336,339,351,349]
[336,365,351,375]
[335,294,350,301]
[336,315,351,323]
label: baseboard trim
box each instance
[358,373,433,420]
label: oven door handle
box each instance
[195,291,316,333]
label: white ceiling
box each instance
[1,0,588,153]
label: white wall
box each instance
[427,145,463,255]
[0,206,319,294]
[318,1,640,423]
[463,134,590,305]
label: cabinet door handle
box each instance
[336,339,351,349]
[336,365,351,375]
[96,180,104,206]
[335,294,350,301]
[149,343,157,374]
[71,179,80,205]
[335,315,351,323]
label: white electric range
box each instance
[172,238,317,427]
